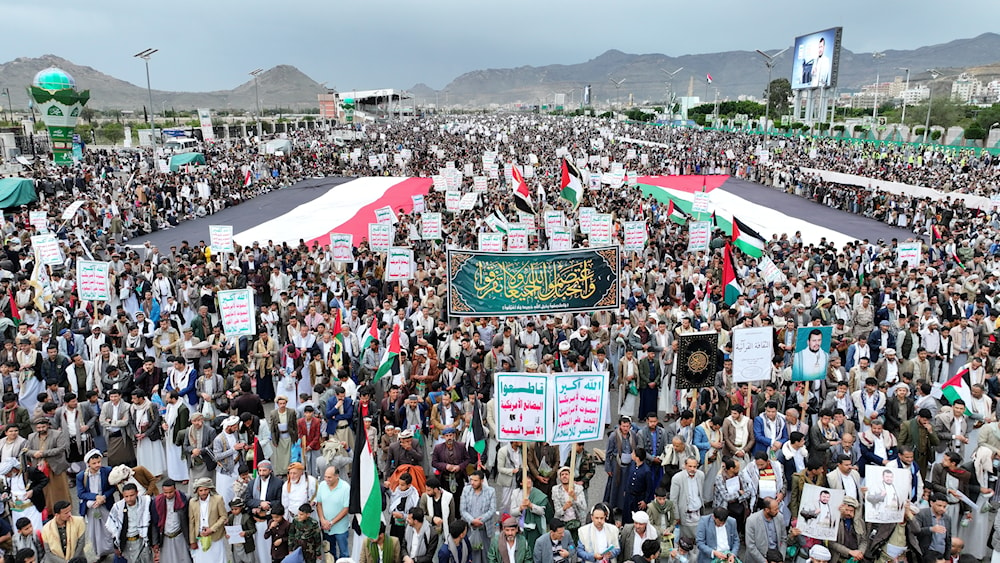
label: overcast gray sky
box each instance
[3,0,998,92]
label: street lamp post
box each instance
[0,89,11,124]
[924,69,940,143]
[609,78,626,112]
[872,52,885,119]
[249,69,263,138]
[756,47,788,146]
[898,67,910,124]
[133,48,158,157]
[660,67,684,119]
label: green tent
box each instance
[168,152,206,172]
[0,178,37,208]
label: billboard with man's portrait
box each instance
[791,27,843,90]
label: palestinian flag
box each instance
[251,437,265,478]
[8,290,19,326]
[559,158,584,208]
[723,242,742,306]
[331,309,344,370]
[350,399,383,539]
[485,210,509,234]
[471,398,487,459]
[666,199,690,224]
[931,224,943,241]
[243,169,253,187]
[732,216,765,258]
[360,315,379,352]
[942,369,973,415]
[511,163,535,215]
[374,323,401,381]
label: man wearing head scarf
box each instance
[0,456,47,534]
[24,415,70,515]
[212,415,247,507]
[76,449,116,561]
[105,482,155,563]
[245,459,284,560]
[151,479,193,563]
[183,412,217,484]
[188,477,228,563]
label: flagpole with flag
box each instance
[7,290,19,326]
[374,323,401,382]
[666,199,690,225]
[942,369,973,415]
[732,216,766,258]
[723,242,742,306]
[360,315,380,352]
[559,158,584,209]
[349,390,383,541]
[510,163,535,215]
[243,169,253,187]
[471,398,487,468]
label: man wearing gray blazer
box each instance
[694,508,739,563]
[533,519,576,563]
[669,457,705,540]
[744,497,797,563]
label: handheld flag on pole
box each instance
[349,397,383,539]
[732,216,765,258]
[243,169,253,187]
[471,398,487,463]
[374,323,401,382]
[723,242,742,306]
[511,163,535,215]
[559,158,584,208]
[666,200,690,225]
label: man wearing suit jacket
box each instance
[898,409,939,479]
[669,457,705,540]
[744,497,795,563]
[617,512,658,563]
[636,413,667,486]
[827,496,868,563]
[825,455,862,501]
[243,459,283,558]
[695,508,739,563]
[914,494,952,563]
[534,518,576,563]
[752,402,787,456]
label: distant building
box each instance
[951,73,983,103]
[901,86,930,105]
[318,92,339,120]
[985,80,1000,103]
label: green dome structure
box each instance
[28,67,89,165]
[32,67,76,91]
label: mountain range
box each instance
[3,33,1000,111]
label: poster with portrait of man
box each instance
[863,465,911,524]
[796,484,843,541]
[792,326,832,381]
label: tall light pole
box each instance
[133,48,158,155]
[609,78,626,111]
[756,47,788,146]
[0,89,11,123]
[924,69,940,143]
[660,67,684,118]
[872,52,885,119]
[898,67,910,124]
[249,69,263,138]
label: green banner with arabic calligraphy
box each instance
[446,246,620,316]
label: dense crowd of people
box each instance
[0,113,997,563]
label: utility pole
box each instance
[249,69,264,138]
[872,52,885,119]
[899,67,910,124]
[756,47,788,146]
[133,48,158,158]
[660,67,684,118]
[609,78,626,112]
